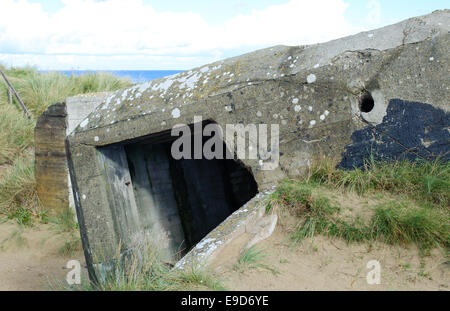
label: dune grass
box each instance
[70,244,225,291]
[267,159,450,252]
[233,245,279,275]
[79,263,225,291]
[49,206,79,233]
[0,65,132,164]
[0,157,39,218]
[306,157,449,209]
[0,64,132,221]
[372,201,449,250]
[0,105,35,165]
[0,65,132,117]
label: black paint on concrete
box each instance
[339,99,450,169]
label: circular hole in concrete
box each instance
[359,91,375,113]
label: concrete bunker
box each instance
[96,121,258,263]
[65,10,449,280]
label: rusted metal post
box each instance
[0,69,32,119]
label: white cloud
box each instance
[219,0,352,48]
[0,0,357,69]
[366,0,381,25]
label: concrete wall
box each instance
[35,103,68,212]
[35,93,111,215]
[66,93,112,215]
[126,143,186,262]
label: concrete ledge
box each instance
[174,186,276,270]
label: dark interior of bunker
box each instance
[98,121,258,263]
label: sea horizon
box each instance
[39,70,184,84]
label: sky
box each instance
[0,0,447,70]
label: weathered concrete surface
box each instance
[35,93,111,214]
[175,188,276,270]
[67,10,450,278]
[35,103,68,212]
[66,92,113,136]
[66,93,112,215]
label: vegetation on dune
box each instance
[69,244,225,291]
[0,64,132,222]
[0,65,132,118]
[233,245,279,275]
[267,159,450,253]
[0,157,39,218]
[0,105,35,165]
[0,65,132,164]
[372,201,449,250]
[307,157,449,209]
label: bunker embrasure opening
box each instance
[359,91,375,113]
[97,122,258,264]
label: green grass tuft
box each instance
[268,160,450,252]
[50,207,79,233]
[0,157,39,216]
[372,201,449,250]
[58,234,83,257]
[0,106,35,165]
[236,245,267,266]
[233,245,279,275]
[8,207,32,227]
[308,158,449,209]
[73,244,225,291]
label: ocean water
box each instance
[54,70,183,84]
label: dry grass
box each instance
[0,65,132,221]
[307,157,449,209]
[0,157,40,217]
[71,242,225,291]
[267,159,450,253]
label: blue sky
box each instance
[1,0,448,70]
